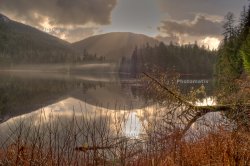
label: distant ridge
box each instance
[0,13,70,45]
[72,32,159,61]
[0,13,10,22]
[0,13,76,64]
[0,13,159,64]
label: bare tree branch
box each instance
[143,72,250,135]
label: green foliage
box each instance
[215,4,250,93]
[240,33,250,73]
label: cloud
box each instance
[156,34,222,50]
[0,0,117,26]
[156,15,224,50]
[50,27,98,43]
[200,37,221,50]
[0,0,117,42]
[155,0,247,50]
[158,15,223,37]
[158,0,249,20]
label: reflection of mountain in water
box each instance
[0,71,147,122]
[0,97,143,147]
[0,70,215,123]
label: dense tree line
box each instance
[215,4,250,128]
[216,4,250,92]
[120,42,217,77]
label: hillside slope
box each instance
[0,13,74,64]
[72,32,159,62]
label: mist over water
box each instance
[0,65,215,120]
[0,63,118,74]
[0,69,145,122]
[0,67,217,141]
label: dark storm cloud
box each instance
[158,15,223,37]
[158,0,249,20]
[0,0,117,26]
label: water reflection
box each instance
[0,70,216,122]
[0,71,220,143]
[0,97,222,142]
[0,93,226,162]
[187,97,225,138]
[0,71,148,122]
[0,97,144,149]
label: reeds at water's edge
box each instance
[0,106,249,166]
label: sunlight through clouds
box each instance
[0,0,248,42]
[201,37,221,50]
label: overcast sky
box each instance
[0,0,249,49]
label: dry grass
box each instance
[1,111,249,166]
[131,129,250,166]
[0,72,249,165]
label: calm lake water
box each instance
[0,70,219,145]
[0,71,146,119]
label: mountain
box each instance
[0,13,69,46]
[0,13,75,65]
[0,14,157,65]
[72,32,159,62]
[0,14,10,23]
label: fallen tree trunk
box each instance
[143,72,250,135]
[143,72,250,113]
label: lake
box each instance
[0,68,215,121]
[0,70,220,150]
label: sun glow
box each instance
[201,37,220,50]
[40,17,54,33]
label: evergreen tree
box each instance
[223,12,236,41]
[124,42,217,77]
[240,32,250,73]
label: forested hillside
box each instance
[0,14,104,65]
[120,42,217,77]
[216,5,250,92]
[72,32,159,62]
[0,13,217,76]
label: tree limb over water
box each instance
[143,72,250,134]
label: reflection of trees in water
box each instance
[0,91,249,165]
[0,75,102,120]
[0,73,148,121]
[0,71,249,165]
[0,108,145,165]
